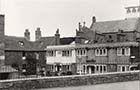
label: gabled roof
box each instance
[90,18,140,33]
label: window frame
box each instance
[47,50,56,57]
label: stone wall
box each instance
[0,71,140,90]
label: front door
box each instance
[87,66,95,74]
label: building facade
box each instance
[46,45,77,75]
[45,5,140,75]
[0,4,140,78]
[76,42,140,74]
[0,15,18,80]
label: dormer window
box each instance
[19,41,24,46]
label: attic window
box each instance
[19,41,24,46]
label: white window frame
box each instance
[62,50,72,57]
[118,65,128,72]
[117,47,130,56]
[47,50,56,57]
[125,47,130,56]
[95,48,107,56]
[77,49,87,56]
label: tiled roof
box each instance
[90,18,140,33]
[5,36,35,51]
[76,42,139,48]
[60,37,75,45]
[5,35,77,51]
[5,35,57,51]
[0,65,18,73]
[34,36,56,50]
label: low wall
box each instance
[0,71,140,90]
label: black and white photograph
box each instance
[0,0,140,90]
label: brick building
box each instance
[4,25,77,76]
[75,6,140,74]
[1,5,140,77]
[0,15,18,80]
[46,5,140,75]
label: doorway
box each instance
[55,65,62,72]
[87,66,95,74]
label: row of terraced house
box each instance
[0,5,140,79]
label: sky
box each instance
[0,0,139,41]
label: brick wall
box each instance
[0,15,5,66]
[0,71,139,90]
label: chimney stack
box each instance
[90,16,96,29]
[83,21,86,27]
[78,22,82,31]
[35,27,42,41]
[92,16,96,24]
[55,28,60,45]
[0,15,4,40]
[0,15,5,66]
[24,29,30,41]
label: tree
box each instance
[23,54,37,75]
[11,63,20,70]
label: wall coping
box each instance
[0,70,140,83]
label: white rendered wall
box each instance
[46,45,76,64]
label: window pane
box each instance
[122,48,125,55]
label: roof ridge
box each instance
[96,18,139,23]
[5,35,25,39]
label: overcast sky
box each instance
[0,0,139,41]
